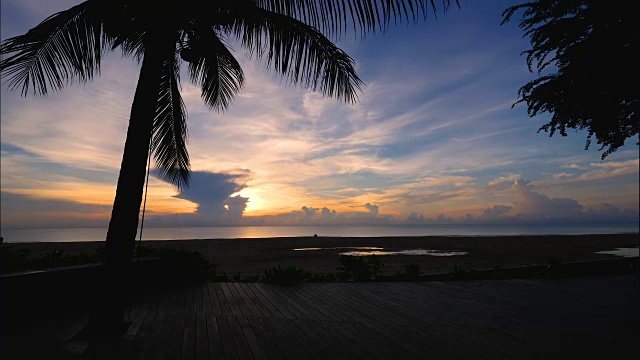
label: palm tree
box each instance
[1,0,457,332]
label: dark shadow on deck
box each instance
[3,275,639,359]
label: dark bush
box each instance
[336,255,384,281]
[262,265,309,285]
[139,247,218,283]
[404,263,421,278]
[0,244,99,273]
[307,272,338,282]
[448,266,467,280]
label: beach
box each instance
[7,233,639,276]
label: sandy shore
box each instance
[7,233,638,276]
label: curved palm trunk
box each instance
[93,30,175,335]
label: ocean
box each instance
[1,223,638,243]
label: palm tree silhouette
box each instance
[1,0,457,332]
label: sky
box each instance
[1,0,638,229]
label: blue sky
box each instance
[1,0,638,229]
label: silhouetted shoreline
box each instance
[6,233,638,276]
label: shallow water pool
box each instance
[595,247,639,258]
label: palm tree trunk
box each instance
[93,30,176,335]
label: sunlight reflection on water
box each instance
[293,247,468,256]
[595,247,639,258]
[339,249,468,256]
[293,247,383,251]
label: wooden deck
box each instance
[8,275,640,359]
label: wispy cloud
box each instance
[1,0,637,228]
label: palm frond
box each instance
[99,1,148,62]
[151,50,190,190]
[0,1,103,96]
[254,0,459,38]
[186,29,244,112]
[231,7,363,103]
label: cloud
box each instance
[321,207,337,220]
[363,203,379,217]
[510,178,584,220]
[403,178,639,225]
[578,159,639,182]
[551,172,574,179]
[562,163,584,169]
[147,170,250,225]
[481,205,512,220]
[0,191,111,229]
[486,174,520,191]
[406,212,428,224]
[301,206,318,218]
[1,0,638,229]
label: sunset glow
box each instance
[1,0,638,229]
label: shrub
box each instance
[262,265,309,285]
[147,247,218,283]
[336,255,384,281]
[307,272,338,282]
[0,244,99,273]
[448,266,467,280]
[403,263,422,279]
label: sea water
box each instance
[1,223,638,243]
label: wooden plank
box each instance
[181,312,196,360]
[225,283,253,317]
[213,283,233,316]
[236,315,269,360]
[237,283,273,318]
[204,313,225,360]
[273,319,326,360]
[254,284,306,320]
[348,320,418,360]
[194,314,209,360]
[149,311,176,360]
[291,285,341,321]
[312,320,367,360]
[200,284,212,315]
[232,283,265,318]
[405,282,525,325]
[205,282,223,315]
[295,284,362,324]
[308,283,391,323]
[275,286,325,321]
[123,305,149,342]
[289,319,341,360]
[193,284,204,315]
[311,283,464,358]
[131,298,167,360]
[226,316,254,360]
[186,286,195,315]
[246,316,284,360]
[220,283,243,316]
[242,283,285,319]
[165,312,186,360]
[256,317,297,360]
[216,315,240,360]
[267,317,316,360]
[251,283,297,319]
[329,320,387,360]
[345,283,467,325]
[178,287,188,314]
[358,320,445,360]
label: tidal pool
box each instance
[339,249,469,256]
[293,247,383,251]
[595,247,639,258]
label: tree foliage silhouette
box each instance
[502,0,639,158]
[1,0,458,329]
